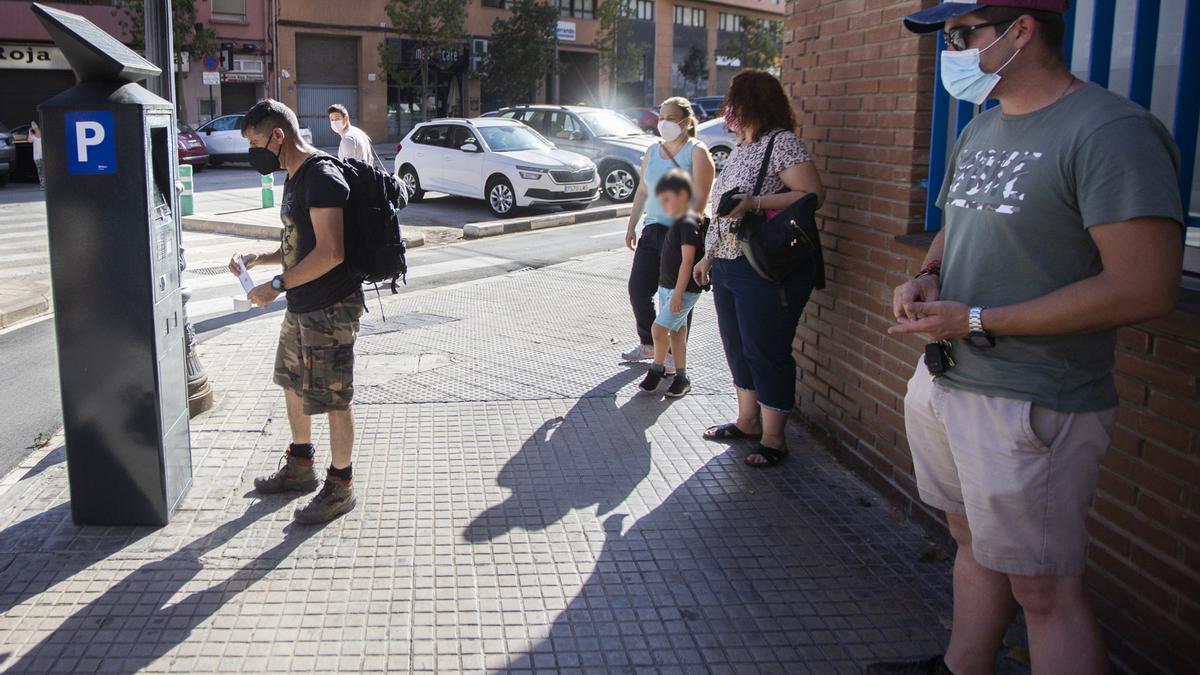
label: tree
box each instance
[112,1,217,120]
[595,0,645,105]
[719,19,783,73]
[677,44,707,98]
[382,0,469,121]
[481,0,558,107]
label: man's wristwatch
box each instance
[968,306,995,348]
[270,275,287,292]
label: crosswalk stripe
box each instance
[0,263,49,278]
[0,251,48,264]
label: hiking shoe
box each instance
[622,343,653,361]
[664,354,676,375]
[639,367,666,391]
[665,374,691,398]
[865,655,953,675]
[294,476,356,524]
[254,450,319,494]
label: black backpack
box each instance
[336,156,410,293]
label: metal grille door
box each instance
[298,85,359,147]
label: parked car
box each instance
[6,123,36,182]
[496,105,658,203]
[195,113,313,166]
[621,108,660,134]
[697,118,735,174]
[0,124,14,187]
[691,96,726,122]
[393,117,600,218]
[177,121,209,171]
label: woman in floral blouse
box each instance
[693,71,825,468]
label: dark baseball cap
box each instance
[904,1,1070,34]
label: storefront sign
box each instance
[716,55,741,68]
[557,21,576,42]
[0,43,70,70]
[222,71,263,83]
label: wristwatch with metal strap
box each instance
[968,306,995,348]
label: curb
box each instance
[0,294,51,329]
[463,204,632,239]
[182,215,426,248]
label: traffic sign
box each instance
[202,71,219,86]
[65,110,116,175]
[202,54,218,71]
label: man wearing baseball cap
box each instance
[874,2,1184,674]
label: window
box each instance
[635,0,654,21]
[413,125,450,147]
[673,5,705,28]
[718,12,743,32]
[482,0,505,8]
[211,0,246,20]
[207,115,241,132]
[559,0,594,20]
[448,126,478,149]
[546,111,582,139]
[479,125,553,152]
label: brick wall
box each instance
[782,1,1200,672]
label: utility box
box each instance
[34,3,192,526]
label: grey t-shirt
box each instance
[936,82,1183,412]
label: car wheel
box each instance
[486,176,517,218]
[601,164,638,203]
[710,146,731,174]
[398,164,425,203]
[209,157,223,167]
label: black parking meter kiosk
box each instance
[34,3,192,526]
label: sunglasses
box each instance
[943,19,1015,51]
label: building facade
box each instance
[176,0,273,127]
[782,1,1200,673]
[0,0,128,129]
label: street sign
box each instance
[557,21,576,42]
[202,70,219,85]
[202,54,218,70]
[65,110,116,174]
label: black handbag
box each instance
[733,131,826,290]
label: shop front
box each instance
[0,42,77,128]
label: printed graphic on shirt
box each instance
[281,189,299,270]
[946,148,1042,215]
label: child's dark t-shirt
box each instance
[659,213,704,293]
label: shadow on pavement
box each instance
[463,367,664,543]
[0,495,325,673]
[503,447,958,672]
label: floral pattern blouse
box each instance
[705,130,813,260]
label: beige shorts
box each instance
[904,358,1116,577]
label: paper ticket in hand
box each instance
[233,256,256,294]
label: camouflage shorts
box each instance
[272,294,364,415]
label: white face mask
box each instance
[330,119,345,134]
[657,119,684,142]
[940,22,1020,105]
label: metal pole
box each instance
[144,0,214,416]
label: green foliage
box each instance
[112,0,217,56]
[677,44,707,96]
[595,0,645,101]
[481,0,558,106]
[719,19,783,72]
[382,0,470,120]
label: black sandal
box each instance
[703,423,763,442]
[745,444,788,468]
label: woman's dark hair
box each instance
[655,168,694,197]
[721,70,797,142]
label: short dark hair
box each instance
[976,6,1066,60]
[240,99,300,138]
[327,104,349,118]
[721,70,797,142]
[655,168,693,197]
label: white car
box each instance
[697,118,735,173]
[196,113,314,166]
[394,118,600,217]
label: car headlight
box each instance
[516,165,546,180]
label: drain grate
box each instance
[186,265,233,277]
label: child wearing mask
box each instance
[640,169,705,398]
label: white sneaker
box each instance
[622,343,653,361]
[664,354,676,375]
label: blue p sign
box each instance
[66,111,117,175]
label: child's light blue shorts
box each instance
[654,286,701,331]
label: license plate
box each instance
[563,184,590,193]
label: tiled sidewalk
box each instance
[0,251,966,673]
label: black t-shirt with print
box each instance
[280,152,360,313]
[659,213,704,293]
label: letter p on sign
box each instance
[66,111,117,175]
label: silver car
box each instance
[697,118,736,174]
[496,105,658,202]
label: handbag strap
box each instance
[661,140,685,170]
[750,131,784,197]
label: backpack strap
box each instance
[750,131,784,197]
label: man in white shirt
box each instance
[326,104,374,164]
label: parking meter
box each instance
[34,3,192,526]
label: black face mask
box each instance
[248,131,281,176]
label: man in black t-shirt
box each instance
[229,99,363,525]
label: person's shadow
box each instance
[463,367,668,543]
[1,494,326,673]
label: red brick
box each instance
[1115,351,1197,396]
